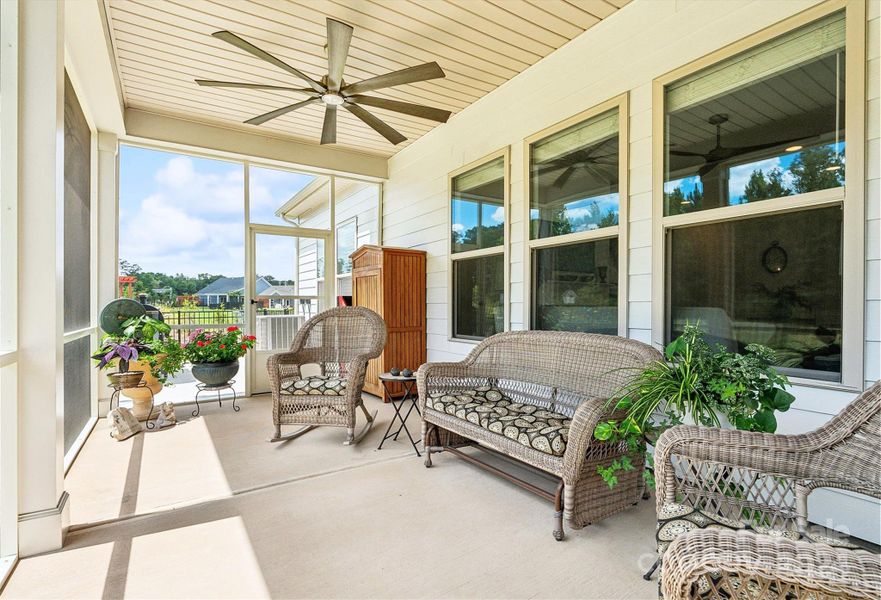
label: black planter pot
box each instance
[191,361,239,388]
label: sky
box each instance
[664,141,846,204]
[119,145,315,278]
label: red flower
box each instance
[227,326,239,332]
[241,344,248,350]
[247,335,257,341]
[196,341,205,347]
[219,344,226,349]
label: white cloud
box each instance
[451,223,465,233]
[490,206,504,223]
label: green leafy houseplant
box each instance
[92,315,185,385]
[593,324,795,489]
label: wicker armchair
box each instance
[267,306,387,445]
[417,330,662,540]
[653,380,881,599]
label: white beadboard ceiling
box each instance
[105,0,630,158]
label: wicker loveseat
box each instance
[416,330,661,540]
[654,380,881,599]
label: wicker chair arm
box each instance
[654,424,824,510]
[662,528,881,600]
[561,396,613,482]
[266,350,309,394]
[416,362,475,412]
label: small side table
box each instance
[377,372,421,456]
[193,380,240,417]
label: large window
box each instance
[658,8,859,384]
[449,152,507,340]
[526,99,626,334]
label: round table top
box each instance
[379,372,416,381]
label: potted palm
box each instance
[185,326,256,387]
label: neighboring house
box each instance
[255,285,297,309]
[195,276,272,307]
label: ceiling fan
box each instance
[537,137,618,189]
[195,18,452,146]
[669,113,805,178]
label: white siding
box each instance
[382,0,880,542]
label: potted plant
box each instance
[185,326,256,388]
[593,324,795,489]
[93,315,185,420]
[92,339,148,389]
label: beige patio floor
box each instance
[4,394,660,599]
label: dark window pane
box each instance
[664,12,845,215]
[453,254,504,339]
[529,109,619,240]
[668,206,842,381]
[532,239,618,334]
[64,337,92,453]
[64,72,91,332]
[451,157,505,253]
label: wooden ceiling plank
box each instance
[287,0,520,80]
[446,0,570,48]
[115,0,499,95]
[214,0,513,84]
[565,0,619,19]
[187,0,499,94]
[527,0,601,30]
[112,29,475,110]
[408,0,555,57]
[323,0,533,73]
[486,1,585,40]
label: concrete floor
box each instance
[3,394,660,599]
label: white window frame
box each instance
[336,216,358,278]
[447,147,510,343]
[651,0,866,390]
[0,0,19,580]
[523,93,630,336]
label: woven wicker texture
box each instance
[268,306,387,441]
[662,528,881,600]
[417,331,662,528]
[656,380,881,599]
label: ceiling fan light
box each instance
[321,93,345,106]
[785,145,803,152]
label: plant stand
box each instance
[192,380,239,417]
[108,381,156,433]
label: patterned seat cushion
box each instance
[281,375,347,396]
[426,386,571,456]
[656,502,862,555]
[657,502,869,599]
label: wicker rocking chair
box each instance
[652,380,881,599]
[267,306,387,445]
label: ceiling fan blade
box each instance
[344,103,407,145]
[213,30,325,94]
[346,95,451,123]
[669,149,710,159]
[326,18,353,93]
[195,79,314,93]
[553,166,576,188]
[244,98,318,126]
[321,106,337,145]
[342,62,445,95]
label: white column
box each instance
[16,0,68,556]
[96,132,118,416]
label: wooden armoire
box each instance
[351,245,426,398]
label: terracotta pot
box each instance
[191,360,239,388]
[121,355,165,421]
